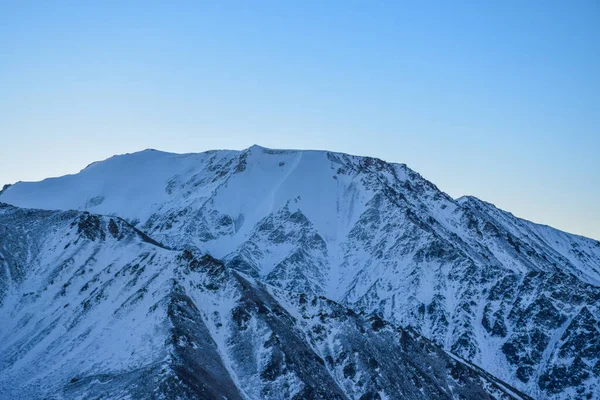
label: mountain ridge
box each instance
[4,145,595,241]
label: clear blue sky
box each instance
[1,1,599,239]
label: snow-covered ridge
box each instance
[1,145,599,399]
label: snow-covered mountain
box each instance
[1,145,599,399]
[0,203,526,399]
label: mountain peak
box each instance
[247,144,268,151]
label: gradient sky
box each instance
[1,1,599,239]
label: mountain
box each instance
[0,203,527,399]
[1,145,599,399]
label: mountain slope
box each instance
[2,145,599,399]
[0,203,525,399]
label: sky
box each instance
[0,1,599,239]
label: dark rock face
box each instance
[77,213,105,241]
[229,275,349,400]
[165,286,244,400]
[538,307,600,398]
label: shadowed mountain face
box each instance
[1,145,599,399]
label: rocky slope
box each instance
[2,145,599,399]
[0,203,526,399]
